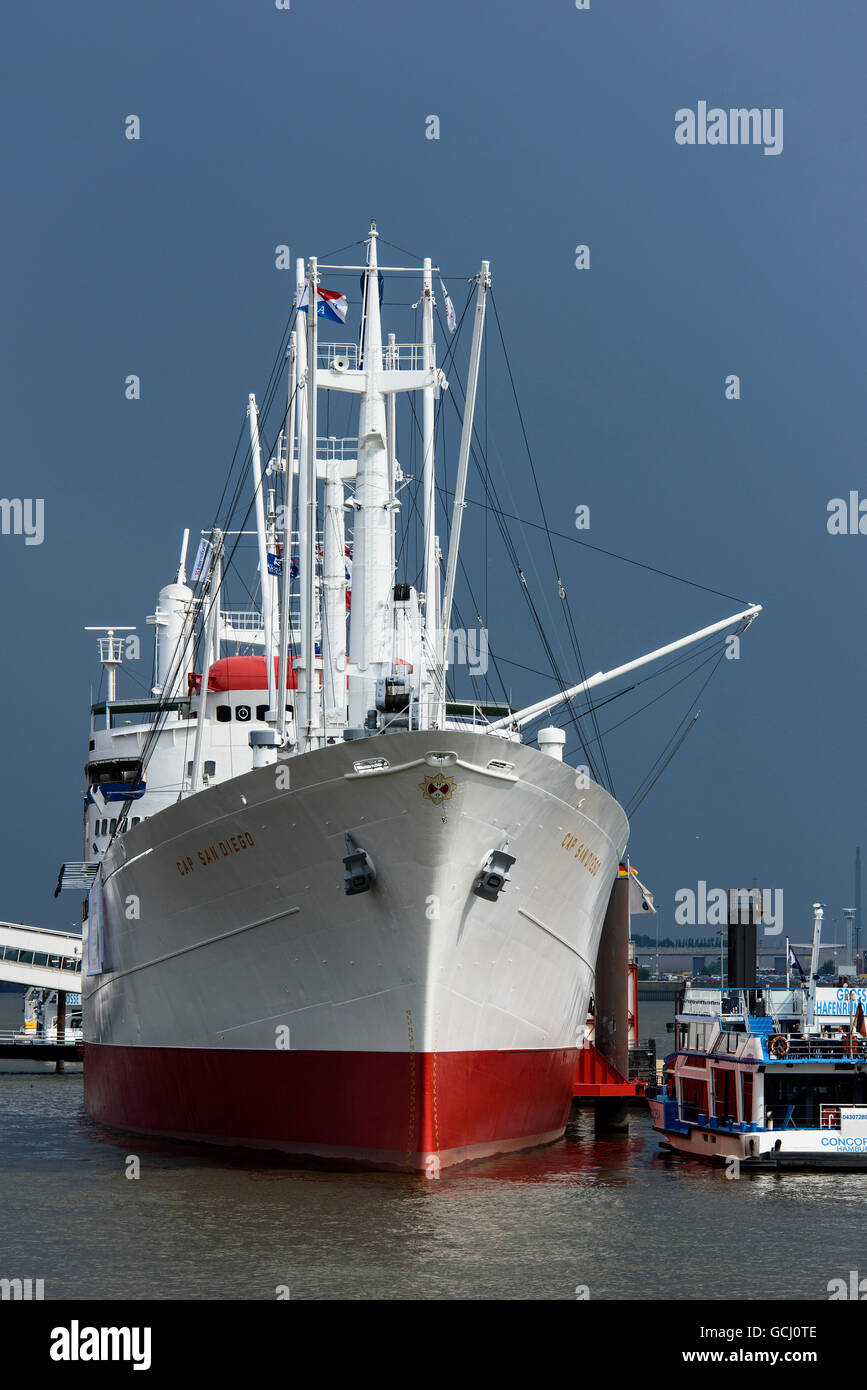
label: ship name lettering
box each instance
[559,833,601,878]
[179,832,256,876]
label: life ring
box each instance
[769,1034,788,1059]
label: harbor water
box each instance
[1,996,862,1301]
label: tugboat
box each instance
[649,901,867,1168]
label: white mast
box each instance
[302,257,320,749]
[294,260,311,747]
[386,331,398,583]
[441,263,490,671]
[307,226,444,733]
[177,528,190,583]
[189,531,222,794]
[347,222,392,729]
[277,331,297,742]
[806,901,824,1034]
[248,394,276,720]
[322,455,347,736]
[85,627,134,708]
[421,258,439,730]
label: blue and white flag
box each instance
[267,552,283,577]
[440,277,457,334]
[298,285,348,323]
[788,944,807,982]
[192,538,212,582]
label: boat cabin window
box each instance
[766,1073,860,1129]
[87,760,143,788]
[712,1066,738,1124]
[742,1073,754,1124]
[686,1022,710,1051]
[106,699,185,730]
[235,705,251,722]
[185,761,216,778]
[680,1077,709,1121]
[256,705,269,721]
[216,705,231,723]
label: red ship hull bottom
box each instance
[84,1044,579,1172]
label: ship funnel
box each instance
[727,888,760,989]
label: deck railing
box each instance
[769,1037,867,1061]
[316,344,430,372]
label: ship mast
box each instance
[806,901,824,1034]
[189,530,223,794]
[301,257,320,749]
[278,224,449,741]
[439,261,490,725]
[248,394,276,721]
[420,258,439,729]
[277,331,297,742]
[348,223,391,729]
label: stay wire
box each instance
[489,289,614,793]
[434,304,603,782]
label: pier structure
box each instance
[0,922,84,1067]
[572,864,650,1122]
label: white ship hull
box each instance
[84,729,628,1170]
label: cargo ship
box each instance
[62,223,760,1170]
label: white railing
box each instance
[314,437,358,461]
[317,344,358,370]
[316,344,430,371]
[0,1031,83,1045]
[97,636,124,663]
[221,611,265,632]
[381,344,428,370]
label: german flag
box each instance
[854,1000,867,1038]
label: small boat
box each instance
[649,904,867,1169]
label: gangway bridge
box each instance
[0,921,82,992]
[0,922,83,1064]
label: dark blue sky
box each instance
[2,0,865,948]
